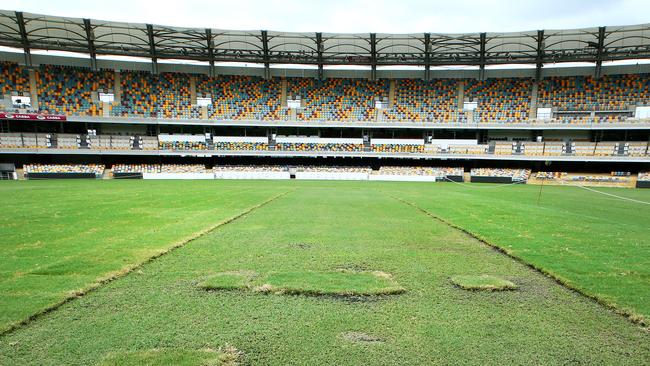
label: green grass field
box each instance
[0,180,649,365]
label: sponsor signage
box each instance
[0,113,67,121]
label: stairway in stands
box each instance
[363,132,371,152]
[132,136,141,150]
[487,142,496,154]
[564,141,574,155]
[48,134,58,148]
[79,135,90,149]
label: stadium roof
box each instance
[1,10,650,78]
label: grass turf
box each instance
[388,182,650,323]
[198,271,256,291]
[0,179,286,332]
[97,347,241,366]
[0,180,649,364]
[198,270,404,296]
[450,274,517,291]
[258,270,405,296]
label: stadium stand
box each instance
[55,134,81,149]
[447,144,488,155]
[0,133,26,148]
[538,74,650,123]
[24,163,104,173]
[372,166,463,177]
[567,173,631,183]
[213,165,286,172]
[277,143,363,152]
[383,79,458,122]
[638,172,650,181]
[155,73,196,119]
[111,71,157,117]
[494,141,516,155]
[197,75,283,120]
[371,144,424,154]
[24,164,104,178]
[160,164,209,173]
[1,133,647,158]
[287,78,388,121]
[112,164,161,174]
[159,140,208,151]
[464,78,531,123]
[535,171,568,180]
[214,141,269,151]
[470,168,531,182]
[3,59,650,126]
[294,166,371,173]
[37,65,113,116]
[521,141,545,156]
[0,62,29,96]
[628,142,649,156]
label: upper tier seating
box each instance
[287,78,388,121]
[464,78,531,123]
[156,73,197,119]
[383,79,458,122]
[539,74,650,111]
[197,75,283,120]
[3,61,650,125]
[111,71,157,117]
[0,62,29,95]
[37,65,113,116]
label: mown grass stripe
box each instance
[0,190,292,337]
[390,194,648,328]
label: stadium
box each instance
[0,1,649,364]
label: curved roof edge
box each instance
[0,9,649,71]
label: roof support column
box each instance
[261,30,271,79]
[205,29,215,77]
[370,33,377,81]
[479,32,486,81]
[15,11,32,67]
[424,33,431,81]
[595,26,606,79]
[146,24,158,74]
[316,32,324,80]
[83,19,98,71]
[535,30,544,81]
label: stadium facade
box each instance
[0,10,649,182]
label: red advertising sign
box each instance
[0,112,67,121]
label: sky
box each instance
[5,0,650,33]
